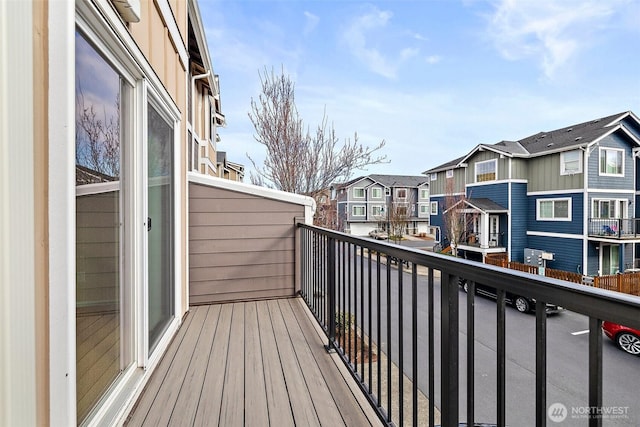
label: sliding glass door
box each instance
[147,102,175,353]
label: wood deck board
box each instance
[125,298,380,427]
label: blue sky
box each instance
[199,0,640,179]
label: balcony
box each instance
[588,218,640,240]
[125,219,640,426]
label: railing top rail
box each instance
[298,223,640,329]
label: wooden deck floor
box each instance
[125,297,380,426]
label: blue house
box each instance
[425,111,640,276]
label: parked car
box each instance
[368,229,388,240]
[602,321,640,356]
[459,279,563,314]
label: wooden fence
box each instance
[593,274,640,297]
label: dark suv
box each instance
[459,279,563,314]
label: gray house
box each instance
[331,174,430,236]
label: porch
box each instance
[124,298,380,426]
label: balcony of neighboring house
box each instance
[588,217,640,240]
[124,176,640,426]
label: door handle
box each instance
[147,217,152,231]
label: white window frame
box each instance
[537,198,572,221]
[430,201,438,215]
[592,199,628,219]
[446,169,454,178]
[430,173,437,181]
[599,147,624,176]
[396,188,407,199]
[372,205,383,216]
[420,188,429,199]
[352,205,366,216]
[371,187,382,198]
[353,187,365,198]
[475,159,497,182]
[419,203,429,216]
[560,150,582,175]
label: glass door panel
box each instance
[75,31,127,423]
[147,103,174,353]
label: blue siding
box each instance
[586,243,599,276]
[510,183,528,262]
[429,195,445,229]
[527,193,583,235]
[587,133,635,190]
[467,182,509,207]
[526,235,583,274]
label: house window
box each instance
[352,205,366,216]
[353,187,365,198]
[420,188,429,199]
[372,205,383,216]
[396,188,407,199]
[371,188,382,198]
[599,148,624,176]
[537,198,571,221]
[420,204,429,215]
[592,199,627,219]
[430,201,438,215]
[475,159,497,182]
[446,169,454,178]
[560,150,582,175]
[601,244,620,275]
[430,173,437,181]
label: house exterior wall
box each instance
[429,167,465,195]
[587,133,635,190]
[527,192,584,235]
[526,234,584,273]
[188,179,311,304]
[510,182,529,262]
[527,152,584,192]
[465,150,509,183]
[510,158,528,180]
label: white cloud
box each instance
[303,11,319,35]
[485,0,624,78]
[343,8,397,78]
[426,55,441,64]
[400,47,420,61]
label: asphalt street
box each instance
[344,253,640,426]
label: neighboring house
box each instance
[425,111,640,276]
[1,1,311,426]
[331,174,430,236]
[216,151,245,181]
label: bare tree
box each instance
[387,192,414,242]
[76,87,120,180]
[248,67,387,197]
[442,176,475,256]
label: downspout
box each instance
[191,71,210,173]
[580,146,590,275]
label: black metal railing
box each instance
[298,223,640,427]
[588,218,640,238]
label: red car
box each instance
[602,321,640,355]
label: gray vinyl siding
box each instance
[587,133,635,190]
[429,168,465,195]
[76,191,119,313]
[189,182,304,304]
[510,158,528,180]
[527,153,583,193]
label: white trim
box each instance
[76,181,120,196]
[474,158,497,182]
[526,231,584,239]
[352,205,366,217]
[188,172,316,210]
[370,187,382,199]
[527,188,583,196]
[49,0,77,424]
[598,146,625,177]
[353,187,365,198]
[536,197,572,221]
[560,149,583,175]
[430,201,438,215]
[1,0,37,424]
[586,188,635,195]
[466,178,527,188]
